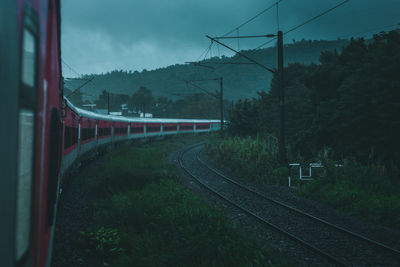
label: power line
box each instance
[335,22,400,39]
[185,62,216,70]
[276,1,280,31]
[194,0,282,61]
[204,41,213,60]
[197,42,213,61]
[255,0,350,49]
[185,80,218,99]
[223,0,283,37]
[186,78,219,82]
[66,76,95,97]
[214,34,276,39]
[199,62,256,65]
[254,21,400,51]
[62,59,81,77]
[206,35,275,73]
[255,37,277,50]
[285,0,350,35]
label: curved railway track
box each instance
[178,143,400,266]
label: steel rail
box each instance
[194,145,400,258]
[178,143,349,266]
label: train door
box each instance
[0,1,39,266]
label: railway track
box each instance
[178,143,400,266]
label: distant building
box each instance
[82,104,96,111]
[120,104,128,111]
[140,113,152,118]
[94,109,108,115]
[109,111,122,116]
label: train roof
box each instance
[64,97,220,123]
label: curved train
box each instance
[0,1,220,266]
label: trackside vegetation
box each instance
[208,31,400,231]
[205,135,288,185]
[298,154,400,231]
[76,136,293,266]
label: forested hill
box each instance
[65,38,349,101]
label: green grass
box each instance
[205,134,288,185]
[77,135,294,266]
[299,160,400,231]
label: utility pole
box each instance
[277,30,286,165]
[220,77,224,132]
[185,78,224,132]
[206,33,286,164]
[107,91,110,115]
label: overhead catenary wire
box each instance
[335,22,400,39]
[214,34,276,39]
[66,76,95,97]
[185,80,218,99]
[206,35,275,73]
[222,0,283,37]
[255,0,350,49]
[276,1,280,31]
[62,59,81,78]
[285,0,350,35]
[197,42,213,61]
[194,1,282,69]
[194,0,282,62]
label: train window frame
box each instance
[15,3,39,264]
[64,126,71,148]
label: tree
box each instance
[129,86,155,114]
[95,90,109,110]
[67,89,83,107]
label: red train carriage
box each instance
[113,121,128,136]
[163,123,178,132]
[80,117,95,144]
[179,123,194,131]
[196,123,211,130]
[0,0,62,266]
[130,122,145,134]
[63,106,79,155]
[146,123,161,133]
[97,120,112,139]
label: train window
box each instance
[15,12,39,261]
[71,127,76,145]
[15,109,34,260]
[147,126,160,132]
[75,127,78,143]
[46,109,60,228]
[21,29,36,87]
[82,128,87,141]
[196,124,210,130]
[164,126,177,131]
[64,126,71,148]
[180,125,193,130]
[131,126,144,133]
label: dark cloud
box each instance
[61,0,400,76]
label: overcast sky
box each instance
[61,0,400,77]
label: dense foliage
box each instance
[229,31,400,179]
[205,135,287,185]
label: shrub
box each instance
[76,227,125,260]
[205,134,284,185]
